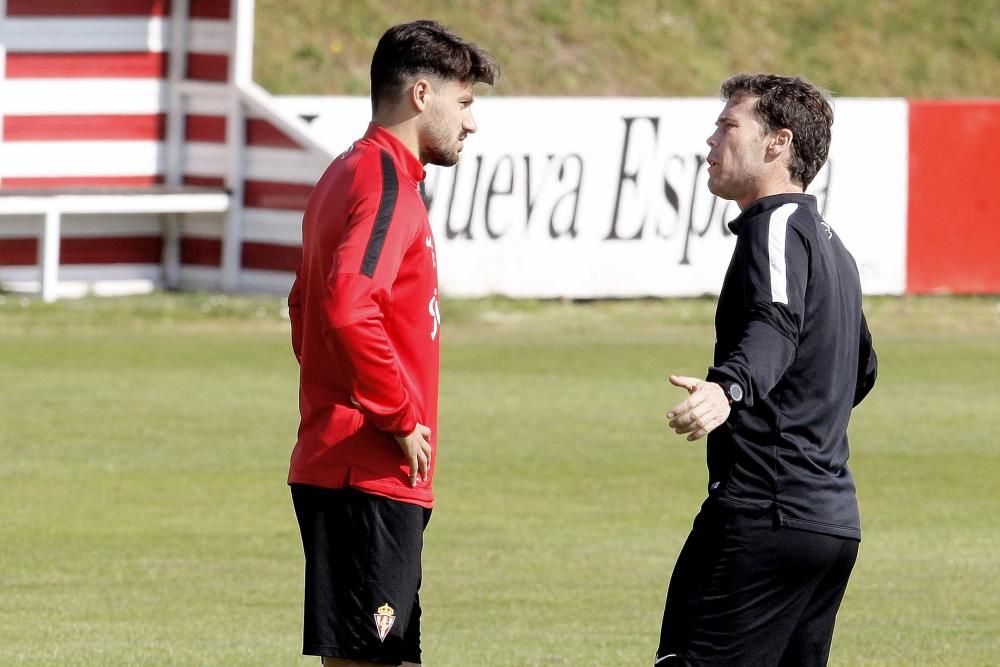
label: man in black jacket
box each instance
[655,74,878,666]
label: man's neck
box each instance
[737,177,803,211]
[372,111,422,164]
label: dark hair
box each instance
[721,73,833,188]
[370,20,499,112]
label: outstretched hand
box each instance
[395,424,432,487]
[666,375,731,441]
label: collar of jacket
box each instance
[363,122,427,185]
[727,192,819,235]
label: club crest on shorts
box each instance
[373,602,396,642]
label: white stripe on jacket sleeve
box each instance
[767,203,798,304]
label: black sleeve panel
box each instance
[707,307,798,409]
[854,311,878,406]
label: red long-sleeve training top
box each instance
[287,123,441,508]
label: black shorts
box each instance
[291,484,432,665]
[655,499,859,666]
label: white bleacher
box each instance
[0,0,331,302]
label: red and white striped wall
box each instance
[0,0,330,294]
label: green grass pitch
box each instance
[0,293,997,665]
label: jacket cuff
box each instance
[375,404,419,438]
[706,367,747,409]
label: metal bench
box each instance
[0,186,230,302]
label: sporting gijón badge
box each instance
[374,602,396,642]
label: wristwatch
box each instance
[724,382,743,405]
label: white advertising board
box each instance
[289,96,907,297]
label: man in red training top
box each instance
[287,20,498,667]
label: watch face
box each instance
[729,383,743,402]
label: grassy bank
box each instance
[254,0,1000,97]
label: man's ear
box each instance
[410,78,433,112]
[768,128,793,157]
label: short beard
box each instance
[422,142,459,167]
[708,166,756,203]
[419,109,460,167]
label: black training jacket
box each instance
[705,193,877,540]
